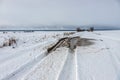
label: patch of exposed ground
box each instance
[47,36,95,53]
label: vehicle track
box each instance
[57,48,79,80]
[0,35,80,80]
[0,39,57,80]
[1,51,48,80]
[0,39,56,64]
[23,47,69,80]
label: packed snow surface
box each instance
[0,30,120,80]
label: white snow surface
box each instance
[0,30,120,80]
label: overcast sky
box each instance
[0,0,120,26]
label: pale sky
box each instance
[0,0,120,26]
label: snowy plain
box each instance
[0,30,120,80]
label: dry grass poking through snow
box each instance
[0,37,17,48]
[63,32,75,36]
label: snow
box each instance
[0,30,120,80]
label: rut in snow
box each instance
[1,51,48,80]
[50,36,95,80]
[58,49,77,80]
[1,40,56,80]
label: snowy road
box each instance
[0,31,120,80]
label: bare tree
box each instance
[90,27,94,32]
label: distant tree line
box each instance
[76,27,94,32]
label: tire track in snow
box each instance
[23,47,69,80]
[75,48,78,80]
[0,39,57,80]
[1,50,48,80]
[58,49,77,80]
[0,39,56,64]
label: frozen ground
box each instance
[0,30,120,80]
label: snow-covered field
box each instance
[0,30,120,80]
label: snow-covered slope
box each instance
[0,30,120,80]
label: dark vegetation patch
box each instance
[0,38,17,48]
[47,36,95,53]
